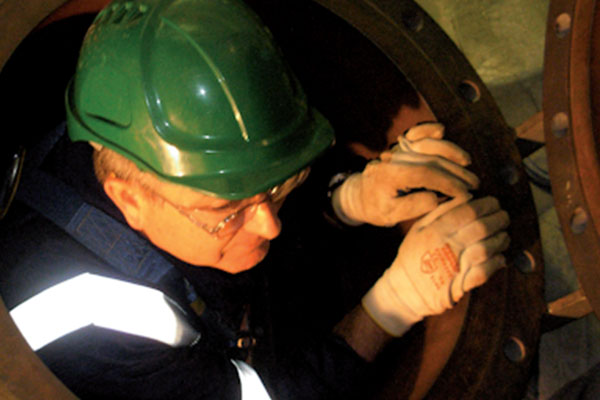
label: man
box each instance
[2,0,509,398]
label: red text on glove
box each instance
[420,244,459,290]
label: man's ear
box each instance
[103,176,145,230]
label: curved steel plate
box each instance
[268,1,545,398]
[544,0,600,320]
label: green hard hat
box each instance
[66,0,334,199]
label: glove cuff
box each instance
[331,173,364,226]
[361,268,423,337]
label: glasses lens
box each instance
[178,168,310,237]
[215,203,262,238]
[270,168,310,203]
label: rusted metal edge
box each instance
[0,296,77,399]
[548,289,593,318]
[0,2,80,397]
[516,112,545,143]
[313,1,544,399]
[0,0,66,71]
[543,0,600,321]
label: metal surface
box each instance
[516,112,545,143]
[544,0,600,321]
[0,2,82,398]
[548,289,593,319]
[303,1,544,399]
[0,0,544,399]
[0,295,77,399]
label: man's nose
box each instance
[243,202,282,239]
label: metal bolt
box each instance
[458,80,480,103]
[501,165,520,186]
[570,207,588,235]
[555,13,572,38]
[514,250,535,274]
[402,10,424,32]
[504,336,527,363]
[551,112,569,138]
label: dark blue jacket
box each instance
[0,125,388,399]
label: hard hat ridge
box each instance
[66,0,334,199]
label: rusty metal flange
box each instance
[306,2,544,399]
[0,1,544,399]
[544,0,600,321]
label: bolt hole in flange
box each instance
[402,9,424,32]
[500,164,520,186]
[504,336,527,363]
[551,112,570,138]
[458,80,481,103]
[514,250,536,274]
[555,12,572,38]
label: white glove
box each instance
[332,123,480,227]
[362,196,510,337]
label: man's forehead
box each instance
[146,173,231,207]
[156,177,266,211]
[187,192,234,209]
[146,165,285,210]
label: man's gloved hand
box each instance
[332,123,480,227]
[362,196,510,337]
